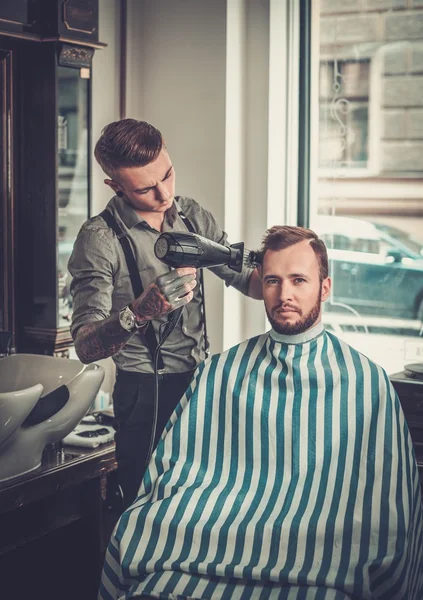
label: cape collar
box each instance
[269,321,325,345]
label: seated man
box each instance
[99,226,423,600]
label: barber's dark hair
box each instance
[256,225,329,281]
[94,118,163,178]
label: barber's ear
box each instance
[321,277,332,302]
[104,178,120,194]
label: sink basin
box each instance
[0,353,105,482]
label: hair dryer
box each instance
[154,231,247,272]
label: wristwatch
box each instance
[119,304,147,332]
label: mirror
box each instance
[57,65,90,328]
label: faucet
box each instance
[0,331,14,358]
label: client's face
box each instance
[262,241,331,335]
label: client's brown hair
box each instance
[256,225,328,281]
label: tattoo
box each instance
[75,316,133,363]
[133,284,171,320]
[74,269,197,364]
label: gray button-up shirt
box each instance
[68,195,253,374]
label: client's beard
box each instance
[266,288,322,335]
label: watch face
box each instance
[120,306,135,331]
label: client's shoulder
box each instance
[325,329,389,379]
[208,332,270,367]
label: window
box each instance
[319,60,370,170]
[310,1,423,375]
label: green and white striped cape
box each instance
[100,325,423,600]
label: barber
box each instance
[68,118,262,508]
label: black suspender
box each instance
[100,209,142,296]
[100,208,165,372]
[100,206,209,371]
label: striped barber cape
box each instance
[100,324,423,600]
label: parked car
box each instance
[370,222,423,258]
[313,216,423,322]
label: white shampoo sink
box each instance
[0,353,105,482]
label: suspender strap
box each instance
[177,209,210,355]
[100,209,165,371]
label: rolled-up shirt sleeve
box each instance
[68,226,116,340]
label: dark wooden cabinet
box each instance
[0,443,119,600]
[17,40,92,355]
[41,0,99,43]
[0,0,39,35]
[0,45,15,337]
[0,0,101,45]
[0,3,105,355]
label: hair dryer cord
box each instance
[144,307,183,467]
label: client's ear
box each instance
[321,277,332,302]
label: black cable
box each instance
[198,269,210,355]
[144,307,184,467]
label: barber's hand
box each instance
[131,267,197,323]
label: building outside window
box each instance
[319,59,370,171]
[310,0,423,374]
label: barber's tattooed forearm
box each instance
[75,268,197,364]
[75,318,133,363]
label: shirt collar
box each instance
[110,195,178,230]
[269,321,325,345]
[109,194,142,229]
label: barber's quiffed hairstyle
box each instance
[256,225,329,281]
[94,118,163,178]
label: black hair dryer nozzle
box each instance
[154,232,244,272]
